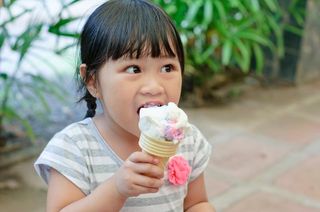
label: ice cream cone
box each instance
[139,133,178,170]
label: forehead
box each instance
[107,19,179,60]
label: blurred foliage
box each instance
[0,0,79,146]
[154,0,306,99]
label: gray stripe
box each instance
[56,122,101,144]
[89,164,119,174]
[197,138,205,151]
[46,145,86,168]
[125,190,184,207]
[193,149,210,170]
[42,159,89,180]
[178,144,193,153]
[81,149,112,157]
[38,159,90,194]
[71,134,98,143]
[89,180,100,193]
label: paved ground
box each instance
[1,79,320,211]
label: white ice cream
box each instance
[139,102,190,144]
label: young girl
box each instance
[34,0,214,211]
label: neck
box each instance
[93,114,140,160]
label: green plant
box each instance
[155,0,278,72]
[153,0,305,100]
[0,0,81,146]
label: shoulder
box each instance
[34,118,105,193]
[185,124,211,148]
[50,118,97,149]
[179,124,212,181]
[189,124,206,139]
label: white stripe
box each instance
[83,156,115,165]
[51,138,82,153]
[41,152,87,174]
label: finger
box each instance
[129,184,160,196]
[128,151,159,165]
[133,174,164,189]
[126,160,164,179]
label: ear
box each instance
[80,64,100,98]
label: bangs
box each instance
[107,1,179,60]
[81,0,184,71]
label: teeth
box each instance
[143,103,161,108]
[138,102,162,114]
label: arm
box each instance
[184,173,215,212]
[47,169,126,212]
[47,152,164,212]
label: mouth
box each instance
[137,102,163,115]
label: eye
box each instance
[125,65,141,74]
[160,64,173,73]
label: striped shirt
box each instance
[34,118,212,211]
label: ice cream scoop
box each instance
[138,102,190,170]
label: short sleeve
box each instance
[189,126,212,182]
[34,133,90,195]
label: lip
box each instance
[137,101,165,115]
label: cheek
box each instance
[102,82,139,133]
[167,76,182,102]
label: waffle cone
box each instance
[139,133,178,170]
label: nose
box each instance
[140,75,164,96]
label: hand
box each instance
[114,151,164,198]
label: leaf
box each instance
[253,43,264,74]
[48,17,80,38]
[213,1,227,21]
[222,40,232,65]
[201,45,215,62]
[266,15,284,56]
[64,0,80,7]
[0,8,32,27]
[49,17,78,30]
[3,0,17,8]
[230,1,247,14]
[55,42,77,54]
[183,1,202,28]
[237,31,272,48]
[203,0,213,26]
[12,24,43,64]
[284,25,304,36]
[2,106,35,142]
[234,53,247,72]
[263,0,278,12]
[250,0,260,12]
[0,72,8,80]
[234,38,251,71]
[0,32,5,48]
[32,87,51,112]
[207,58,221,72]
[27,73,65,101]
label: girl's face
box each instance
[96,55,182,138]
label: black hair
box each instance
[77,0,184,118]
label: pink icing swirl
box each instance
[164,126,184,141]
[167,155,191,185]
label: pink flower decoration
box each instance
[164,126,184,141]
[167,155,191,185]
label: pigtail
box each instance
[83,90,97,118]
